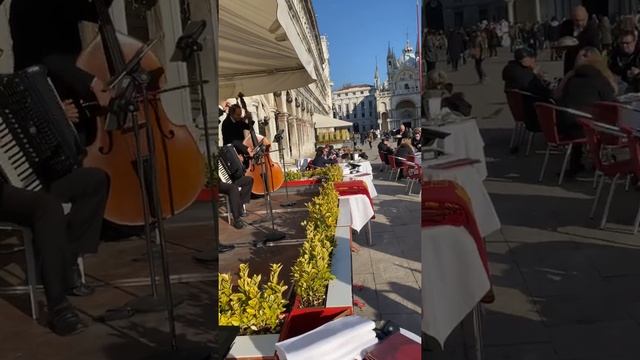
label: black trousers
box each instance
[474,58,486,81]
[219,176,253,220]
[0,167,108,308]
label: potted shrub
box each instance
[279,173,353,341]
[220,263,288,359]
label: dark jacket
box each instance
[609,44,640,91]
[395,144,414,160]
[560,19,601,74]
[311,154,335,168]
[557,65,617,137]
[447,31,464,57]
[221,114,251,147]
[10,0,114,100]
[502,60,552,99]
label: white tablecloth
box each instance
[427,119,488,180]
[424,157,501,237]
[337,195,374,232]
[422,225,491,347]
[342,160,373,176]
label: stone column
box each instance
[506,0,515,23]
[288,96,300,160]
[275,91,290,159]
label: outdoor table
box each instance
[426,119,488,180]
[424,156,501,237]
[421,225,490,347]
[343,172,377,198]
[337,194,374,232]
[342,160,373,175]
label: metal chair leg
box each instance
[77,257,86,284]
[538,145,551,182]
[625,174,632,192]
[633,202,640,234]
[600,174,620,229]
[593,170,601,189]
[525,132,534,157]
[559,144,573,185]
[509,124,518,150]
[367,220,373,246]
[590,175,605,219]
[22,228,38,320]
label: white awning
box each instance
[313,113,353,129]
[219,0,317,100]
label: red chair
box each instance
[591,101,634,189]
[505,89,527,153]
[505,89,546,156]
[534,103,588,185]
[579,119,633,229]
[404,162,423,194]
[387,155,403,181]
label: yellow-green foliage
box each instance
[285,170,303,182]
[291,166,341,308]
[219,263,288,335]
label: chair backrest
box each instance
[592,101,625,146]
[534,102,562,144]
[505,89,526,124]
[406,154,416,164]
[388,155,397,169]
[378,151,388,165]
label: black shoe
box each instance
[67,263,94,297]
[50,302,86,336]
[233,219,247,229]
[219,244,235,253]
[240,210,248,217]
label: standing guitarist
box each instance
[10,0,114,144]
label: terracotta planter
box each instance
[278,296,352,341]
[196,185,219,202]
[278,224,354,342]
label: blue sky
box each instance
[313,0,420,90]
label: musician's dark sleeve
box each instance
[232,141,250,157]
[41,54,96,101]
[61,0,114,22]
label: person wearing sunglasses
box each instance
[609,30,640,93]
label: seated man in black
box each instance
[609,30,640,93]
[311,147,337,168]
[219,176,253,231]
[0,167,108,336]
[377,138,394,165]
[502,47,552,99]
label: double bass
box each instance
[237,93,285,195]
[76,0,205,225]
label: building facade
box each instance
[332,85,377,133]
[376,40,422,132]
[508,0,638,23]
[429,0,508,30]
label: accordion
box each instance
[219,144,245,183]
[0,66,83,190]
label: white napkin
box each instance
[275,316,376,360]
[331,334,378,360]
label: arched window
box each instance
[404,83,410,90]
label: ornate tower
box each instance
[386,42,397,80]
[374,61,380,90]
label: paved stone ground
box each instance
[429,48,640,359]
[350,143,422,336]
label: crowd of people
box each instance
[425,6,640,179]
[498,6,640,177]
